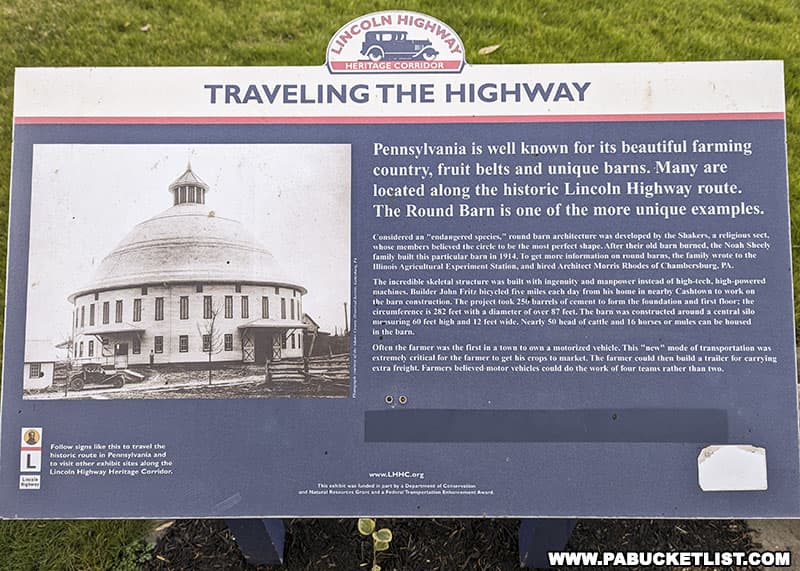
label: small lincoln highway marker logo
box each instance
[20,427,43,483]
[327,11,465,73]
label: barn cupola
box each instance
[169,162,209,205]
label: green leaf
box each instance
[374,540,390,552]
[357,518,376,536]
[373,528,393,542]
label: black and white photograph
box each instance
[23,144,351,399]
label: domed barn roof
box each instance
[69,167,305,301]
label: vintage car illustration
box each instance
[360,30,439,62]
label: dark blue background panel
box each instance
[2,119,797,518]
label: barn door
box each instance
[241,330,255,363]
[114,343,129,369]
[272,334,282,361]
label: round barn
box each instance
[69,164,306,370]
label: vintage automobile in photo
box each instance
[360,30,439,62]
[68,363,140,391]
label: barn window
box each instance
[180,296,189,319]
[154,336,163,353]
[29,363,41,378]
[155,297,164,321]
[224,334,233,351]
[179,335,188,352]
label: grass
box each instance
[0,520,154,571]
[0,0,799,567]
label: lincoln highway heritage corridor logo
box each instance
[327,11,465,73]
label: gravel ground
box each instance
[145,518,761,570]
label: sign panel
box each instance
[2,12,798,518]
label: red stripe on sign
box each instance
[329,60,462,71]
[20,446,42,451]
[13,112,785,125]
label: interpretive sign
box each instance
[2,11,798,518]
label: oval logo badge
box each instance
[327,11,465,74]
